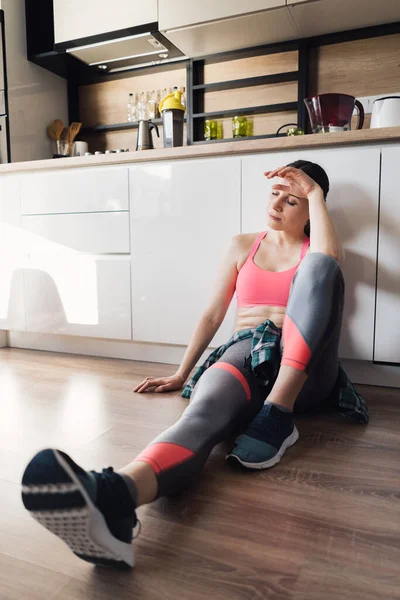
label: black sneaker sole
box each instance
[21,449,134,569]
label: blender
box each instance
[159,90,185,148]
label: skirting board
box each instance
[6,330,213,369]
[5,331,400,389]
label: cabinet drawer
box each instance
[22,212,130,254]
[20,167,129,215]
[24,256,132,340]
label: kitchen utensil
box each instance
[136,120,159,150]
[67,122,82,154]
[304,93,364,133]
[159,90,185,148]
[47,119,65,154]
[47,125,57,141]
[72,141,89,156]
[53,119,64,137]
[371,96,400,128]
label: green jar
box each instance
[232,116,248,138]
[204,119,218,140]
[246,117,254,137]
[287,127,304,136]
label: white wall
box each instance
[4,0,68,162]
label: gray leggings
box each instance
[135,253,344,496]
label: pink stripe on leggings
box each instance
[210,362,251,401]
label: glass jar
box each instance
[204,119,218,140]
[246,116,254,137]
[232,116,248,138]
[287,127,305,136]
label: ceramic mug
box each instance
[72,141,89,156]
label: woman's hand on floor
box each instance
[133,373,185,394]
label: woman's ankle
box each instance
[119,461,158,507]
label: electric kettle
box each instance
[371,97,400,128]
[136,120,159,151]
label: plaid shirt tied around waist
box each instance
[182,319,369,424]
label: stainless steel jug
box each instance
[136,120,159,151]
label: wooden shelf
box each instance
[192,102,298,120]
[192,71,299,93]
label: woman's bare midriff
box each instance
[234,305,286,332]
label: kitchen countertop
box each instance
[2,127,400,174]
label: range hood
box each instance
[55,27,185,73]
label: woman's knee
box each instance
[294,252,344,292]
[189,362,252,415]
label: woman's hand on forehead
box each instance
[264,166,319,200]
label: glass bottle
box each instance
[127,93,134,122]
[180,86,186,111]
[147,90,157,120]
[131,93,138,122]
[155,89,161,118]
[137,92,147,121]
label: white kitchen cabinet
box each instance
[129,158,241,346]
[374,146,400,364]
[162,8,298,58]
[288,0,400,38]
[22,212,130,255]
[158,0,284,31]
[24,255,131,340]
[20,167,129,215]
[242,146,381,361]
[0,174,26,331]
[53,0,157,44]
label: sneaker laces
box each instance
[89,467,142,541]
[91,467,137,523]
[245,405,291,440]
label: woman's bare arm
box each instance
[134,236,241,393]
[307,188,345,263]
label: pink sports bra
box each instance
[236,231,310,308]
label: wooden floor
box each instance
[1,348,400,600]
